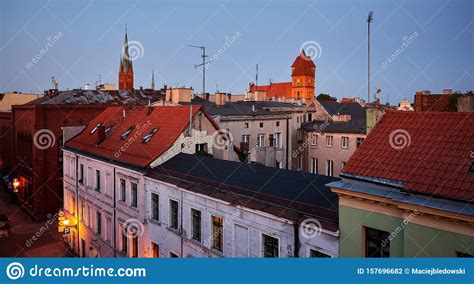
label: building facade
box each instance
[328,111,473,257]
[62,105,223,257]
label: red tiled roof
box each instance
[291,50,316,76]
[249,82,292,99]
[342,111,474,201]
[65,105,219,169]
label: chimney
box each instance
[443,89,453,95]
[97,126,105,144]
[215,93,228,106]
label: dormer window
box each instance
[105,125,113,134]
[90,123,102,135]
[120,126,135,140]
[142,128,158,143]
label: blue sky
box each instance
[0,0,472,104]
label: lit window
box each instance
[142,128,158,143]
[90,123,102,135]
[120,126,135,140]
[212,216,223,252]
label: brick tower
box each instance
[118,28,134,91]
[291,50,316,102]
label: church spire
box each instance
[118,26,134,91]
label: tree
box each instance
[317,93,337,102]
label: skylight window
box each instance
[142,128,158,143]
[105,125,113,134]
[120,126,135,140]
[90,123,102,135]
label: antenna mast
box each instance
[367,11,373,104]
[188,45,211,97]
[256,64,259,88]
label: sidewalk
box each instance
[0,189,72,257]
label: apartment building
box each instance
[144,153,340,258]
[62,105,223,257]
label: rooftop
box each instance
[65,105,217,170]
[302,120,366,134]
[341,111,474,202]
[181,100,305,117]
[148,153,340,227]
[27,89,163,105]
[319,101,366,122]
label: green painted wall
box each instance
[339,205,473,257]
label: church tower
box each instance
[291,50,316,102]
[118,28,134,91]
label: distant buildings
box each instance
[328,111,474,257]
[397,99,414,111]
[414,89,473,112]
[245,50,316,104]
[298,101,367,177]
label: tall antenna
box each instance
[256,64,259,87]
[188,45,211,97]
[367,11,373,104]
[151,70,155,90]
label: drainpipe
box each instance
[113,167,117,257]
[285,117,290,169]
[180,189,184,257]
[294,221,300,258]
[75,153,80,257]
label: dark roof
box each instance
[302,120,367,134]
[148,153,339,227]
[319,101,366,122]
[28,89,163,105]
[65,106,218,169]
[181,100,304,117]
[342,111,474,202]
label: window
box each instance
[365,227,390,258]
[80,201,85,221]
[311,133,318,146]
[456,251,473,257]
[170,200,179,230]
[311,158,318,174]
[142,128,158,143]
[120,178,126,202]
[326,160,333,177]
[212,216,223,252]
[256,134,265,147]
[191,209,201,242]
[297,155,302,170]
[170,252,179,258]
[105,125,113,133]
[132,235,138,258]
[152,242,160,258]
[105,216,112,244]
[310,249,330,258]
[96,211,102,235]
[79,164,84,184]
[276,121,280,127]
[296,129,302,141]
[151,193,159,221]
[356,137,365,148]
[341,136,349,149]
[131,182,138,208]
[244,122,249,128]
[263,234,279,257]
[307,113,312,121]
[195,143,208,155]
[95,170,101,192]
[274,132,282,148]
[326,135,333,147]
[120,126,135,140]
[341,161,346,169]
[121,225,128,253]
[259,122,263,128]
[242,134,250,144]
[90,123,102,135]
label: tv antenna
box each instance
[51,76,59,89]
[188,45,211,96]
[367,11,373,104]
